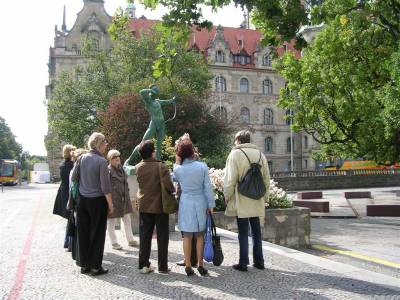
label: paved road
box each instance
[1,184,400,299]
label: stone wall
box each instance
[274,174,400,191]
[212,207,310,248]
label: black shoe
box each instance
[197,266,209,276]
[80,267,90,274]
[253,263,265,270]
[185,266,195,276]
[91,267,109,276]
[232,264,248,272]
[158,268,171,274]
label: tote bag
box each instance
[203,213,214,262]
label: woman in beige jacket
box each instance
[223,130,270,272]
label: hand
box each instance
[207,208,213,214]
[108,206,114,216]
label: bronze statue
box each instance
[124,85,176,167]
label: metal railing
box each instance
[271,169,400,178]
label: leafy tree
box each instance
[49,14,231,167]
[0,116,22,159]
[275,11,400,162]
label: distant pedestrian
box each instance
[106,149,138,250]
[53,144,76,250]
[223,130,270,272]
[73,132,114,276]
[135,140,174,274]
[173,139,215,277]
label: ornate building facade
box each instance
[46,0,318,178]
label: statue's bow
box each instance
[165,99,177,123]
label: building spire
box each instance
[62,5,67,32]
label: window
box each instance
[288,160,292,171]
[264,108,273,125]
[262,79,273,95]
[233,54,251,65]
[240,107,250,123]
[304,136,308,149]
[265,137,273,153]
[304,159,308,169]
[263,53,272,66]
[239,78,249,93]
[215,76,226,92]
[285,109,293,125]
[215,50,225,63]
[287,137,293,153]
[268,161,273,173]
[215,106,227,121]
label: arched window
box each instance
[285,109,293,125]
[215,106,227,121]
[240,78,249,93]
[264,108,273,125]
[287,137,293,152]
[240,107,250,123]
[215,50,225,63]
[263,79,273,95]
[265,137,273,153]
[263,53,272,66]
[215,76,226,92]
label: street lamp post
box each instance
[290,108,294,172]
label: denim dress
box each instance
[173,159,215,232]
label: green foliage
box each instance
[267,193,292,209]
[276,10,400,163]
[0,116,22,159]
[50,15,230,166]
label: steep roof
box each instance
[129,18,301,60]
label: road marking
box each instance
[7,197,41,300]
[312,244,400,269]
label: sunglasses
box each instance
[112,155,120,159]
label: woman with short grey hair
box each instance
[106,149,137,250]
[74,132,114,276]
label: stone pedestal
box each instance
[126,174,175,233]
[212,207,311,248]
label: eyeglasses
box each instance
[112,155,120,159]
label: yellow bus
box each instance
[0,159,20,185]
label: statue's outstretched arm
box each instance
[158,96,176,106]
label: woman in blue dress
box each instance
[173,139,215,276]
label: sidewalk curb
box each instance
[216,227,400,292]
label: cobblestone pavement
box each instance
[1,184,400,300]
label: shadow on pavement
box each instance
[93,249,400,299]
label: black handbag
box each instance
[66,210,76,237]
[210,214,224,266]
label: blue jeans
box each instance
[236,217,264,266]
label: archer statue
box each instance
[124,84,176,167]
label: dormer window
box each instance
[238,39,244,49]
[215,50,225,63]
[263,53,272,66]
[233,54,251,65]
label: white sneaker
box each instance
[128,240,139,247]
[141,266,155,274]
[112,243,123,250]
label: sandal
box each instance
[185,266,195,276]
[197,266,209,276]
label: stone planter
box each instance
[212,207,310,248]
[126,174,176,233]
